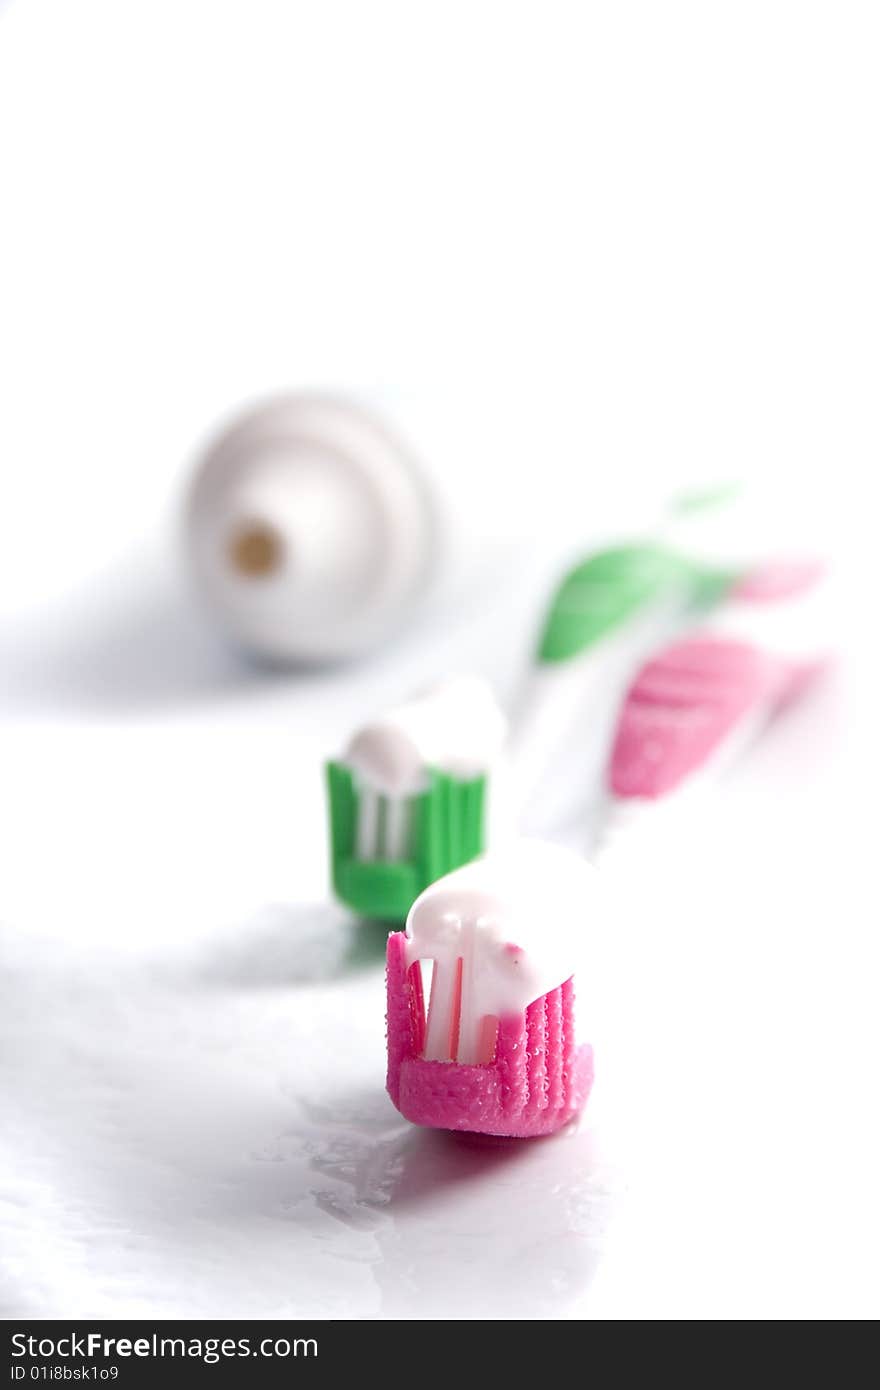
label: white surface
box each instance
[1,0,879,1321]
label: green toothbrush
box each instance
[327,494,741,922]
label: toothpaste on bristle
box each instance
[405,840,594,1063]
[346,676,507,796]
[386,839,598,1136]
[326,678,506,921]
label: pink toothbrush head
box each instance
[609,561,831,802]
[386,840,596,1138]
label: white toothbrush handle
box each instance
[506,600,685,837]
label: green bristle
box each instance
[326,762,488,924]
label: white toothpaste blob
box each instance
[405,839,598,1064]
[345,677,507,797]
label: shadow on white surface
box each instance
[298,1088,606,1320]
[192,904,389,988]
[0,565,271,716]
[0,538,544,722]
[0,918,609,1320]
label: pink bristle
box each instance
[545,984,564,1111]
[386,932,424,1107]
[387,928,594,1137]
[497,1012,528,1118]
[561,977,576,1087]
[525,995,548,1117]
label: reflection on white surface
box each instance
[0,916,611,1319]
[0,655,877,1318]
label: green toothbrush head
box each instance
[326,678,505,923]
[327,763,488,924]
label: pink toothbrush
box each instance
[602,560,831,840]
[385,560,831,1140]
[386,840,597,1138]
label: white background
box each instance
[0,0,878,1319]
